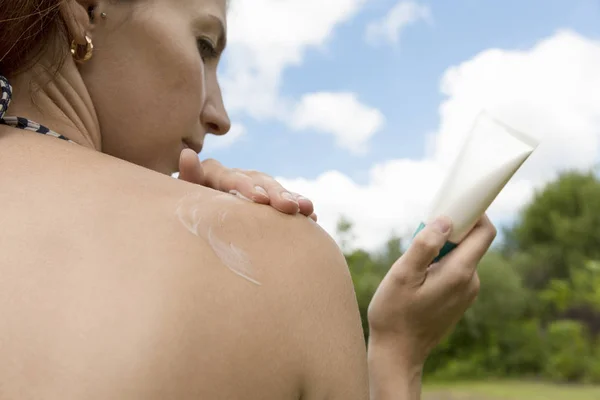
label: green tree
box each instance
[544,320,591,382]
[505,170,600,287]
[374,233,403,268]
[541,260,600,313]
[343,170,600,383]
[336,215,356,254]
[425,251,537,378]
[337,217,396,341]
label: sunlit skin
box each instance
[0,0,496,399]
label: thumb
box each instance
[399,216,453,277]
[178,148,205,185]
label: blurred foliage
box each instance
[342,169,600,383]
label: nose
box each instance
[201,81,231,136]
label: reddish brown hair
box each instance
[0,0,68,77]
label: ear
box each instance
[59,0,99,44]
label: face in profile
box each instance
[76,0,230,174]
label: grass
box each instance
[423,381,600,400]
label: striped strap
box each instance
[0,75,11,120]
[0,75,75,144]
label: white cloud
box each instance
[290,92,385,154]
[278,160,442,251]
[204,122,246,151]
[279,30,600,251]
[432,30,600,182]
[365,1,432,46]
[221,1,384,153]
[223,0,369,120]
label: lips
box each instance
[182,139,203,154]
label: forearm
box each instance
[367,339,424,400]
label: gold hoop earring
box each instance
[71,35,94,63]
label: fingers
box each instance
[426,216,496,294]
[222,171,270,203]
[199,158,226,189]
[178,149,205,185]
[247,174,315,217]
[201,160,270,203]
[396,216,453,279]
[293,192,315,217]
[256,175,299,214]
[197,160,316,218]
[467,272,481,303]
[459,215,497,265]
[439,215,496,279]
[450,272,481,320]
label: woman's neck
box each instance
[7,60,102,151]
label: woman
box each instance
[0,1,496,399]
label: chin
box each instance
[158,150,183,177]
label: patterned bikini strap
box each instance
[0,74,75,144]
[0,75,12,120]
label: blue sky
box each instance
[201,0,600,250]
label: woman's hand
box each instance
[367,215,497,370]
[178,149,317,221]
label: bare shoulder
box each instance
[164,187,370,400]
[117,166,371,399]
[0,142,368,399]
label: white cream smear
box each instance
[176,193,261,286]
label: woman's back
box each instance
[0,131,369,399]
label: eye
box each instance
[197,37,218,61]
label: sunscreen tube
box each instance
[415,111,540,262]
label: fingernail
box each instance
[282,192,298,204]
[254,185,269,197]
[431,216,452,234]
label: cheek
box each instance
[150,37,206,126]
[84,19,207,166]
[172,58,207,118]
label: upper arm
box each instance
[286,223,370,400]
[230,206,370,400]
[171,194,369,399]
